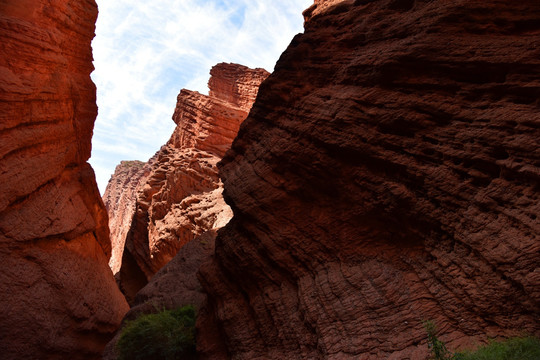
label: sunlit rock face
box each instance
[103,160,152,274]
[198,0,540,359]
[0,0,129,358]
[105,63,270,302]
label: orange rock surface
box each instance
[103,160,151,274]
[0,0,128,358]
[198,1,540,358]
[107,63,269,302]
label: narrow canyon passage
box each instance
[0,0,539,359]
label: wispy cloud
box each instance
[90,0,312,193]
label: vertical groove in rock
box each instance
[0,1,129,358]
[198,1,540,359]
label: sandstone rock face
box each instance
[103,160,151,274]
[114,63,269,302]
[199,1,540,359]
[0,0,129,359]
[303,0,348,20]
[208,64,271,113]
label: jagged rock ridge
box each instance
[106,63,269,302]
[198,0,540,359]
[0,1,129,358]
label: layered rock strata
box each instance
[198,0,540,359]
[0,1,129,358]
[111,63,269,302]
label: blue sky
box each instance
[90,0,312,193]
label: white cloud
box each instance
[90,0,312,193]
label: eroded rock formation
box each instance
[198,0,540,359]
[110,63,269,302]
[0,0,129,358]
[103,160,151,274]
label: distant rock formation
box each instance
[0,1,128,358]
[197,0,540,358]
[105,63,270,302]
[103,160,151,274]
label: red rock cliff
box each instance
[199,0,540,358]
[103,160,151,274]
[111,63,269,302]
[0,1,129,358]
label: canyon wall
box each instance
[0,1,129,358]
[108,63,269,302]
[103,160,151,274]
[199,0,540,359]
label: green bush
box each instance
[455,336,540,360]
[423,320,453,360]
[116,305,196,360]
[423,320,540,360]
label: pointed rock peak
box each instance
[208,62,270,112]
[303,0,353,22]
[170,63,270,157]
[105,62,269,303]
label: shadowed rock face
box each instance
[198,0,540,358]
[109,63,269,302]
[0,0,129,358]
[103,230,227,360]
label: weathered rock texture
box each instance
[0,1,129,358]
[103,160,151,274]
[113,63,269,302]
[199,0,540,359]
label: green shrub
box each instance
[423,320,540,360]
[423,320,453,360]
[116,305,196,360]
[454,336,540,360]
